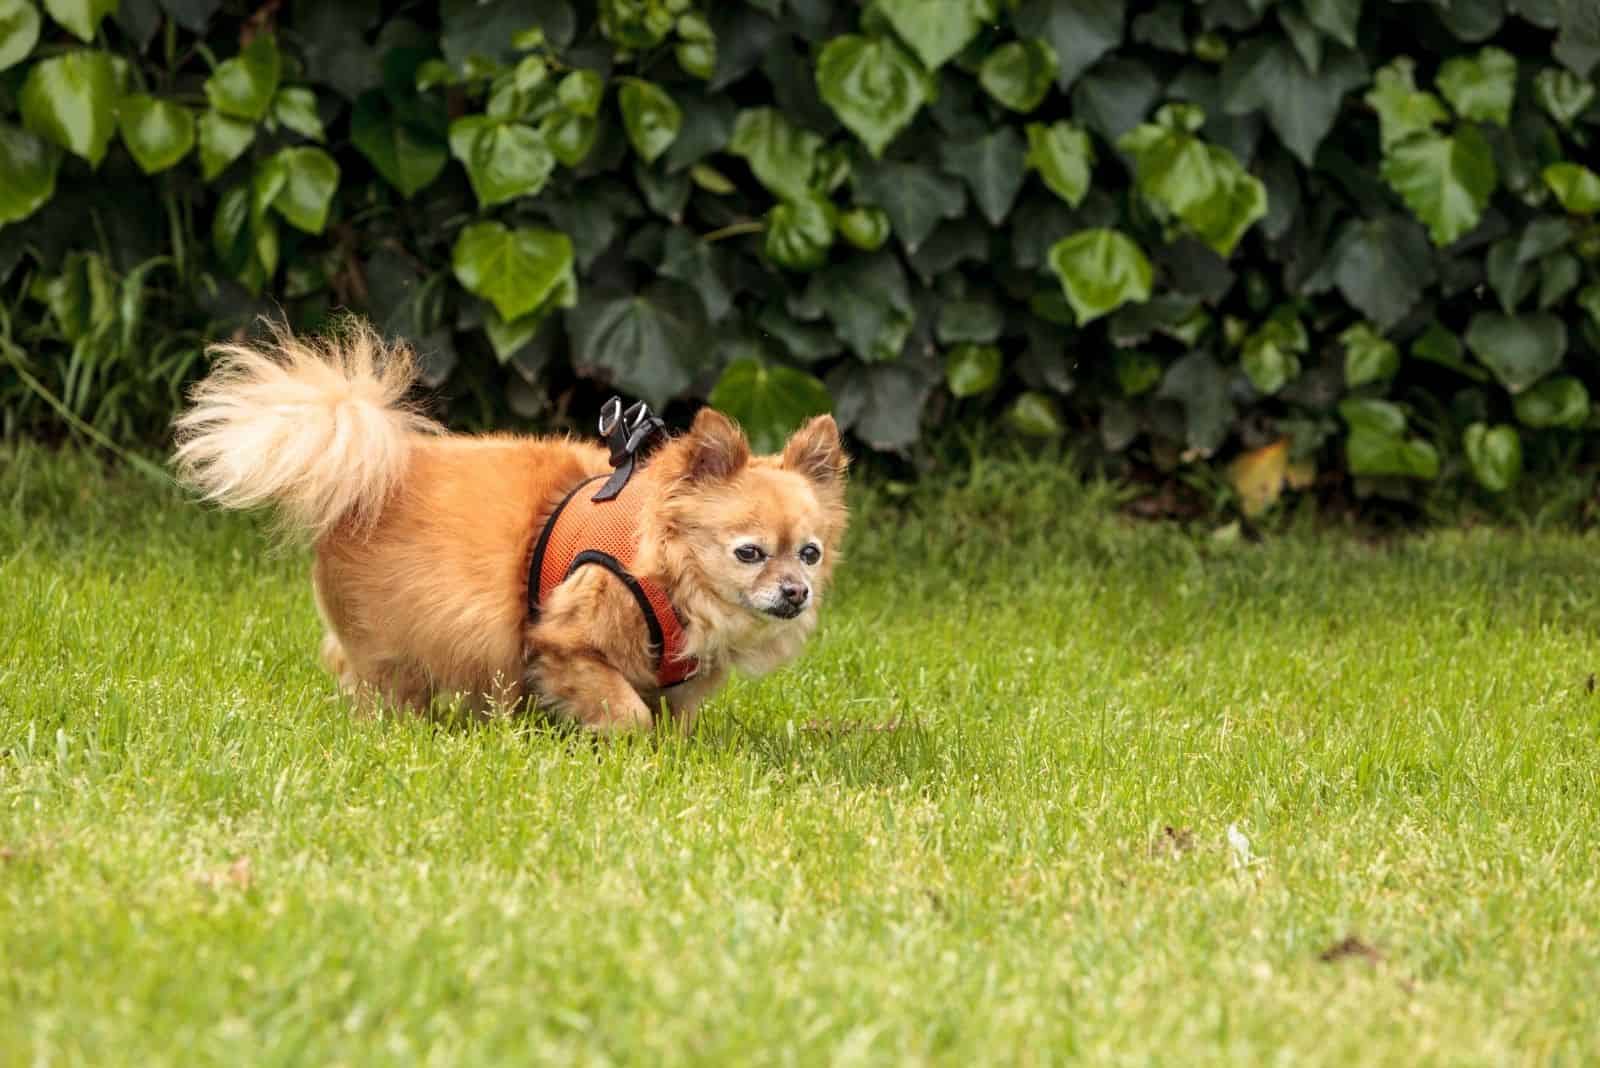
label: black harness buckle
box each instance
[593,397,666,502]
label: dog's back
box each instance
[313,434,609,706]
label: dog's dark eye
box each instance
[799,544,822,566]
[734,545,765,564]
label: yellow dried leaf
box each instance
[1285,456,1317,491]
[1227,438,1290,516]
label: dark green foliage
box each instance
[2,0,1600,503]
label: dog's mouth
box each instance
[762,601,804,620]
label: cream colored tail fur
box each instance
[173,320,438,539]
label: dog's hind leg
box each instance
[344,652,432,716]
[320,631,361,695]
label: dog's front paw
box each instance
[580,699,654,735]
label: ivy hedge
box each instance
[2,0,1600,507]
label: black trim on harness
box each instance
[566,550,666,667]
[526,474,607,616]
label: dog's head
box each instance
[650,409,849,666]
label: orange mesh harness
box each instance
[525,400,698,690]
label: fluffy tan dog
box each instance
[173,322,849,733]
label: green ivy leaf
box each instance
[1340,323,1400,388]
[197,109,254,180]
[1410,321,1488,381]
[32,249,115,341]
[1277,6,1322,71]
[850,157,965,251]
[439,0,558,77]
[1013,0,1125,92]
[1303,0,1360,49]
[1380,125,1497,246]
[1025,121,1095,208]
[708,357,832,454]
[1239,307,1307,395]
[939,129,1026,226]
[1462,423,1522,492]
[204,33,281,122]
[1580,283,1600,331]
[40,0,114,42]
[1543,162,1600,214]
[115,95,193,174]
[452,221,577,323]
[484,305,549,364]
[567,280,706,410]
[1046,228,1153,324]
[247,158,284,279]
[1513,375,1590,428]
[1157,351,1233,455]
[828,361,936,452]
[1364,59,1450,151]
[838,206,890,251]
[1465,311,1568,393]
[945,343,1002,397]
[1222,37,1367,166]
[599,0,675,50]
[1007,391,1064,437]
[815,34,929,158]
[0,0,41,72]
[937,298,1004,344]
[684,162,731,196]
[0,122,60,225]
[211,181,268,292]
[979,37,1058,114]
[675,12,715,81]
[264,146,338,233]
[807,251,915,363]
[1534,67,1595,127]
[558,70,604,117]
[1311,215,1436,330]
[1437,46,1516,126]
[729,108,823,201]
[540,111,597,168]
[448,116,554,208]
[618,78,681,164]
[764,193,835,271]
[1341,399,1438,479]
[271,87,325,142]
[1114,349,1161,396]
[351,89,449,198]
[1117,106,1267,256]
[877,0,991,70]
[1485,237,1534,312]
[20,50,118,166]
[1538,252,1580,310]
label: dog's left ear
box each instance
[684,407,751,481]
[782,414,848,486]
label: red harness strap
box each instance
[526,472,699,689]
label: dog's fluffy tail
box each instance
[173,319,439,539]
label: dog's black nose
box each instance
[779,580,809,607]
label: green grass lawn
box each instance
[3,445,1599,1066]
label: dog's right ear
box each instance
[682,407,750,481]
[782,414,848,487]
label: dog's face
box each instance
[654,409,849,640]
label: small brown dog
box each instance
[173,321,849,733]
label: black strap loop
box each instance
[592,397,666,502]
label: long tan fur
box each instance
[172,319,439,539]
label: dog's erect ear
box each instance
[782,414,848,485]
[684,407,751,481]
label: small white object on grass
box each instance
[1227,822,1254,868]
